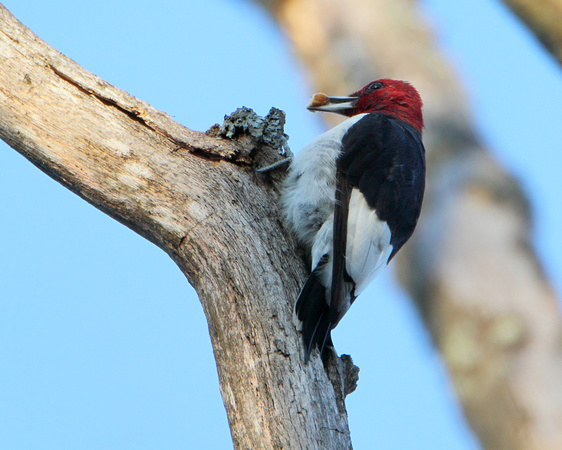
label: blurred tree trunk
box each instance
[0,5,356,449]
[501,0,562,64]
[252,0,562,449]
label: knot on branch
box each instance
[340,354,360,397]
[220,106,290,156]
[323,350,360,415]
[206,107,292,173]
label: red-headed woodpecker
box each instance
[281,79,426,362]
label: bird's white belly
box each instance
[281,114,367,251]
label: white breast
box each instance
[281,114,367,252]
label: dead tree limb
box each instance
[0,5,355,448]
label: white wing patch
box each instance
[346,189,393,295]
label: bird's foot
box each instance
[256,156,293,173]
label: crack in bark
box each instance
[47,63,245,164]
[320,426,346,435]
[178,211,218,249]
[48,63,156,129]
[0,28,20,44]
[47,62,281,169]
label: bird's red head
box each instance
[308,79,424,132]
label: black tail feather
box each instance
[295,258,334,362]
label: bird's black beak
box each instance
[307,95,358,115]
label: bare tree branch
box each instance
[0,4,356,448]
[252,0,562,448]
[501,0,562,65]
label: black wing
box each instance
[329,113,425,320]
[338,113,425,259]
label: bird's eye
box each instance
[366,82,383,93]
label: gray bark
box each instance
[0,4,355,448]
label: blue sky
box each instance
[1,1,560,449]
